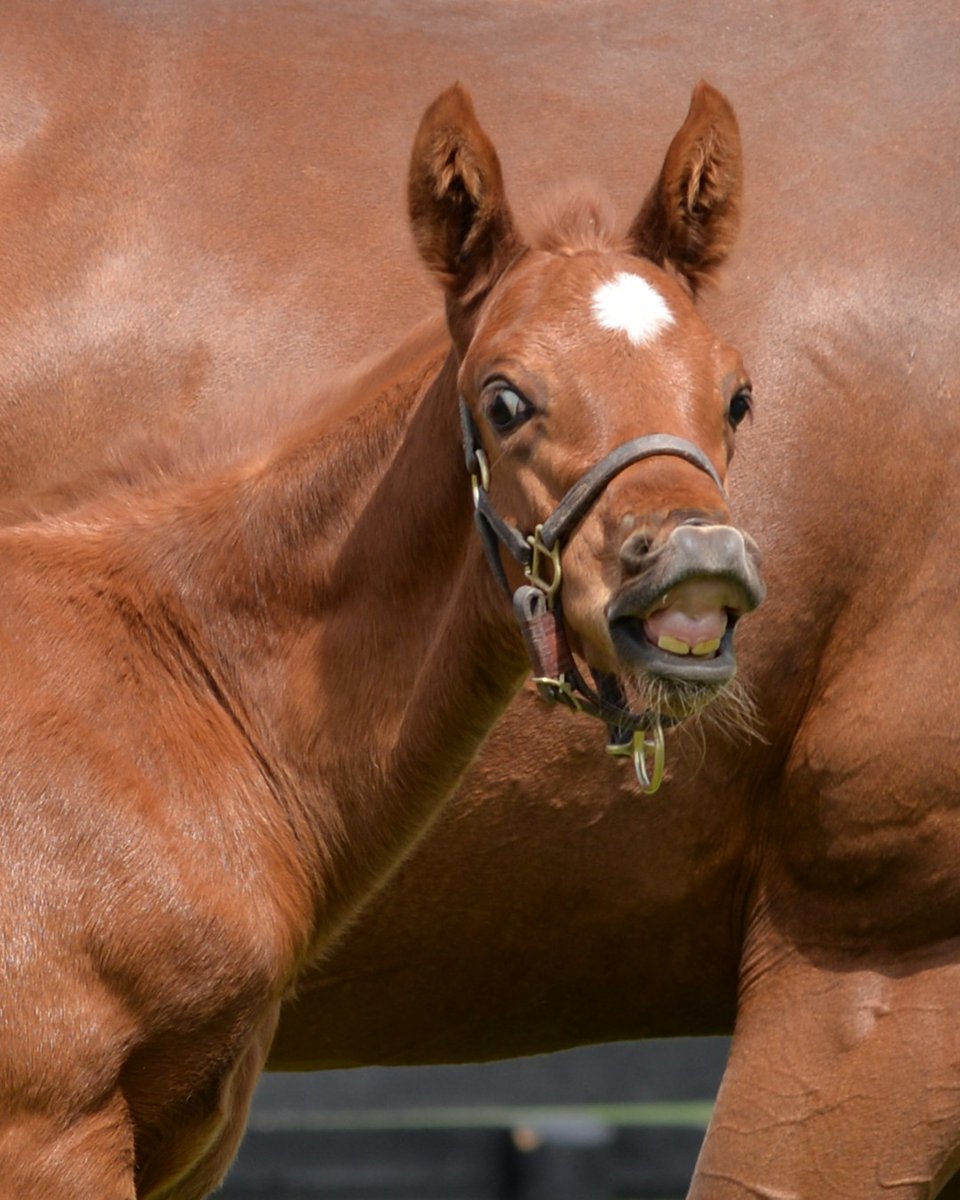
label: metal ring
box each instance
[632,723,666,794]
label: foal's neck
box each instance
[146,330,529,936]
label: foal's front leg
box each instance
[689,942,960,1199]
[135,1005,279,1200]
[0,1090,135,1199]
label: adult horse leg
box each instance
[692,615,960,1198]
[690,937,960,1198]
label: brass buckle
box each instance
[532,673,585,713]
[470,447,491,508]
[607,724,666,794]
[525,524,562,608]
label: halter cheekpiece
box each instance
[459,397,727,793]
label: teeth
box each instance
[692,638,722,657]
[657,635,691,656]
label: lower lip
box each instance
[609,617,739,684]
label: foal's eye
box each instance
[728,388,753,429]
[486,385,533,432]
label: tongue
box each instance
[642,580,732,657]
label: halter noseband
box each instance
[459,398,727,792]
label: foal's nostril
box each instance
[619,515,708,574]
[619,530,654,573]
[619,513,725,576]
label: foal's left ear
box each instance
[629,82,742,294]
[409,85,523,348]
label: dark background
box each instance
[222,1037,729,1198]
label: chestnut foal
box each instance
[0,84,760,1196]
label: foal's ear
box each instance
[629,82,742,293]
[409,85,522,346]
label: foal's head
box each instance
[409,83,764,737]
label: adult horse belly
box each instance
[273,689,755,1066]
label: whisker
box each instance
[618,669,765,751]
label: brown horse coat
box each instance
[2,2,960,1196]
[0,75,760,1195]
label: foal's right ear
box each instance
[408,85,522,348]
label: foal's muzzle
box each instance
[607,521,765,685]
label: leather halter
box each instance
[459,397,727,787]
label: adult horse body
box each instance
[0,85,759,1195]
[3,2,960,1196]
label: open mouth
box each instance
[608,576,748,685]
[610,613,738,683]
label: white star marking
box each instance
[592,272,675,345]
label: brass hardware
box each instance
[532,673,585,712]
[525,525,562,607]
[470,447,491,507]
[607,723,666,794]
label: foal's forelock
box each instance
[524,186,628,256]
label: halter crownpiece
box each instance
[459,397,727,793]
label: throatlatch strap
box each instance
[473,491,532,570]
[472,501,521,595]
[458,397,484,479]
[460,398,531,594]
